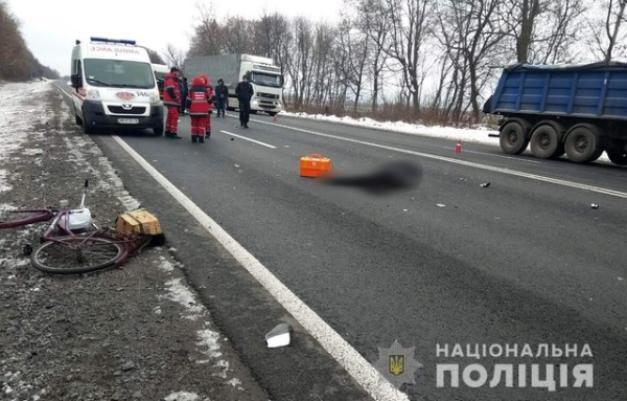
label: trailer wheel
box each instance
[564,123,604,163]
[607,149,627,165]
[499,119,530,155]
[529,122,564,159]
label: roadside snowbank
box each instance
[281,111,499,145]
[281,111,613,163]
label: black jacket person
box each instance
[235,75,254,128]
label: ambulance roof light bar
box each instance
[90,37,137,46]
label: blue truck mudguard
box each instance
[483,62,627,165]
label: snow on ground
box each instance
[158,262,233,380]
[0,169,11,192]
[281,111,499,144]
[164,392,206,401]
[163,278,205,318]
[281,111,613,163]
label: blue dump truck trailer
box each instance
[483,62,627,165]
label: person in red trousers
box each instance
[187,75,212,143]
[163,67,182,139]
[203,75,215,139]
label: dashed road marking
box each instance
[219,130,276,149]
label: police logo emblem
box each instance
[389,354,405,376]
[373,340,422,389]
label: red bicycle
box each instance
[0,181,137,274]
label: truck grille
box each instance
[257,92,279,100]
[108,106,147,115]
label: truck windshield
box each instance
[84,59,155,89]
[250,72,282,88]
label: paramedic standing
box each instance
[235,74,254,128]
[163,67,182,139]
[187,75,211,144]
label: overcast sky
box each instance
[7,0,343,75]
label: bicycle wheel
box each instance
[31,235,126,274]
[0,209,54,229]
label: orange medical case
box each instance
[299,154,332,178]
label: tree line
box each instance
[0,2,59,82]
[180,0,627,125]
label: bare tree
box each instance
[503,0,542,63]
[437,0,506,121]
[335,18,370,112]
[222,17,254,54]
[590,0,627,62]
[535,0,585,64]
[163,44,186,69]
[502,0,584,64]
[355,0,390,111]
[383,0,432,111]
[188,4,224,56]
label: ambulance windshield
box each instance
[84,59,155,89]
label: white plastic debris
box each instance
[265,323,292,348]
[436,203,446,208]
[590,203,599,209]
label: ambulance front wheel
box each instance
[153,122,164,136]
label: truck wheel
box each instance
[529,122,564,159]
[268,112,278,117]
[499,119,530,155]
[607,149,627,165]
[564,123,604,163]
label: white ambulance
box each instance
[70,37,163,135]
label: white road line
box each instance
[250,118,627,200]
[110,135,409,401]
[219,130,277,149]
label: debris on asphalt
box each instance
[590,203,599,209]
[121,361,136,371]
[436,203,446,208]
[480,182,491,188]
[265,323,292,348]
[234,163,240,168]
[230,137,234,141]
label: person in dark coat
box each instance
[214,79,228,118]
[179,77,188,114]
[235,74,254,128]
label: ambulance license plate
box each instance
[118,118,139,125]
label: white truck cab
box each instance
[70,37,163,135]
[239,55,283,116]
[184,54,283,116]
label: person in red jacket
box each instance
[187,75,212,143]
[203,75,215,139]
[163,67,182,139]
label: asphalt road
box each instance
[60,89,627,400]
